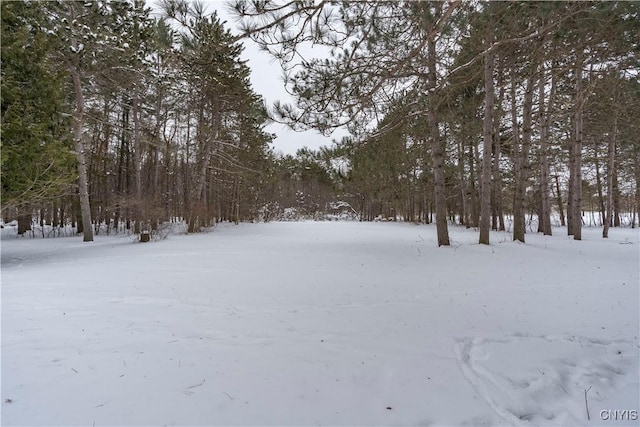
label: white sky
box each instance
[152,0,343,156]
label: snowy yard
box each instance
[1,221,638,426]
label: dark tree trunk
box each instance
[513,71,535,243]
[492,67,505,232]
[567,136,574,235]
[427,34,449,246]
[572,54,584,241]
[479,45,494,245]
[17,214,32,235]
[457,140,467,227]
[635,150,640,228]
[538,65,554,236]
[594,152,606,226]
[132,94,143,235]
[612,166,621,227]
[603,111,617,238]
[468,138,478,228]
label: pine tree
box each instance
[1,1,75,215]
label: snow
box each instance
[70,43,84,54]
[1,221,638,426]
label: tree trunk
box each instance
[567,136,575,235]
[572,53,584,241]
[635,149,640,228]
[59,199,66,230]
[492,66,505,232]
[457,139,467,227]
[553,175,565,227]
[468,138,478,228]
[17,214,32,235]
[513,72,535,243]
[603,117,615,238]
[427,35,449,246]
[538,65,554,236]
[163,118,173,222]
[68,64,93,242]
[132,94,143,234]
[153,80,164,212]
[479,47,494,245]
[196,104,220,216]
[612,166,621,227]
[594,151,606,225]
[511,71,521,241]
[184,107,193,231]
[52,200,59,228]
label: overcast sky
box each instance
[153,0,344,156]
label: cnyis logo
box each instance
[600,409,638,421]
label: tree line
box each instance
[232,0,640,245]
[2,1,639,246]
[2,0,277,241]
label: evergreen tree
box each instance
[1,1,75,215]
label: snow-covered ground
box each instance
[1,221,638,426]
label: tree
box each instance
[1,2,75,215]
[537,60,556,236]
[478,3,495,245]
[3,0,638,241]
[232,0,463,245]
[162,0,275,230]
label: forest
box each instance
[2,0,639,246]
[2,3,639,423]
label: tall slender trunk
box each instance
[603,113,617,238]
[68,64,93,242]
[163,114,173,221]
[513,72,535,243]
[572,53,584,240]
[52,200,59,228]
[553,175,565,226]
[184,106,193,231]
[132,94,143,234]
[234,176,241,225]
[612,166,621,227]
[594,151,606,225]
[430,116,449,245]
[114,100,130,232]
[538,65,554,236]
[492,66,505,232]
[427,35,449,246]
[635,150,640,228]
[197,136,214,202]
[457,139,467,227]
[153,80,164,206]
[196,103,219,203]
[479,47,494,245]
[468,138,478,228]
[511,67,521,241]
[567,134,575,235]
[132,10,143,234]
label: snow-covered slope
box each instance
[2,222,638,426]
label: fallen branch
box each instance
[585,386,592,421]
[187,378,206,389]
